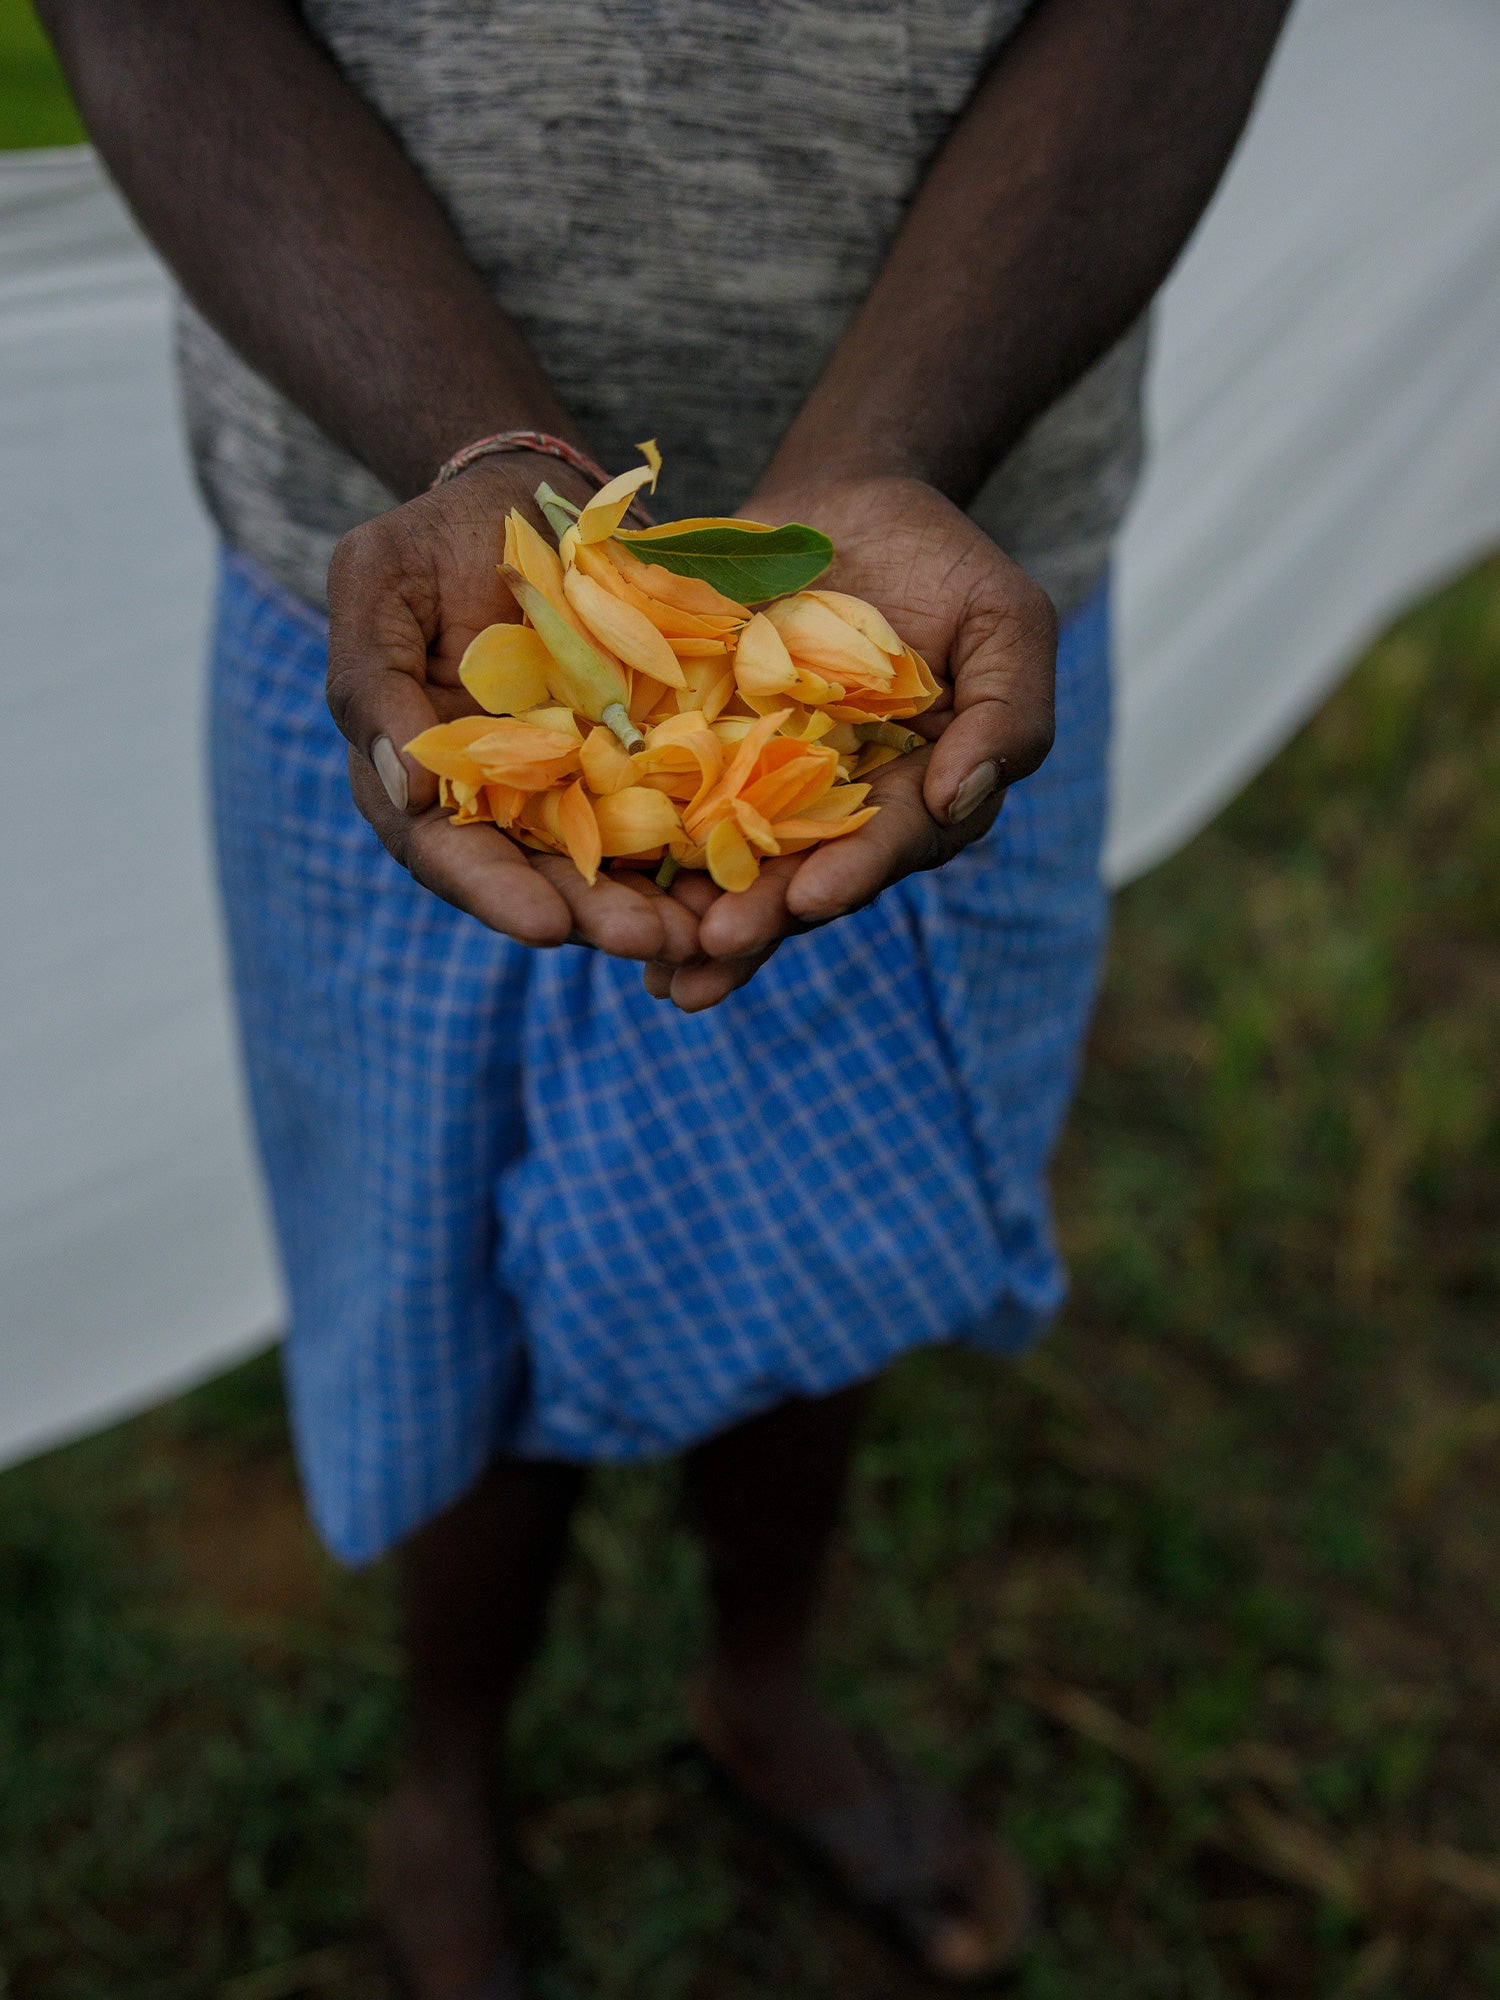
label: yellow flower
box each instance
[458,622,554,715]
[574,438,662,543]
[750,590,939,723]
[515,777,603,883]
[405,446,928,897]
[405,710,584,836]
[593,784,683,858]
[508,763,686,883]
[556,513,745,726]
[562,564,688,689]
[675,709,878,891]
[578,725,638,795]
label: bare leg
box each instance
[684,1382,1029,1980]
[683,1381,873,1808]
[370,1455,583,2000]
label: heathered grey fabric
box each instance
[177,0,1148,618]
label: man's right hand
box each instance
[326,455,702,967]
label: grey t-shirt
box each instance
[177,0,1147,619]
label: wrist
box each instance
[421,447,597,528]
[383,394,583,498]
[756,380,1009,508]
[755,434,935,508]
[743,468,940,530]
[429,428,614,495]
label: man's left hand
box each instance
[646,475,1058,1011]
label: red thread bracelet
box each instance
[431,429,613,491]
[430,429,654,525]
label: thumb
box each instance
[921,579,1058,827]
[324,518,445,815]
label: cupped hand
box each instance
[649,474,1058,1011]
[326,456,699,967]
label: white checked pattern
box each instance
[211,551,1111,1564]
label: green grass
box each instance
[0,0,83,149]
[3,554,1500,1998]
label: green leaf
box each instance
[614,521,832,602]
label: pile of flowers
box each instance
[406,444,939,892]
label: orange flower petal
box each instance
[485,783,530,826]
[805,589,904,656]
[469,721,579,761]
[742,750,839,824]
[705,815,761,892]
[579,726,638,795]
[461,718,581,790]
[771,805,879,846]
[764,593,897,685]
[639,712,724,815]
[730,796,780,855]
[517,788,566,852]
[676,659,737,722]
[645,710,722,750]
[593,786,684,856]
[515,705,583,740]
[783,782,873,822]
[450,779,493,826]
[735,694,834,738]
[405,715,515,783]
[576,542,741,650]
[577,462,657,544]
[733,611,799,697]
[851,741,903,778]
[827,642,941,721]
[669,637,733,658]
[627,666,663,725]
[692,709,792,823]
[607,536,749,619]
[458,622,553,715]
[556,779,602,885]
[901,643,941,702]
[792,668,846,706]
[563,566,687,688]
[505,512,568,614]
[571,539,655,609]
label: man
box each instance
[42,1,1290,1991]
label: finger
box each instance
[326,522,445,814]
[668,942,781,1013]
[921,580,1057,827]
[643,961,675,1001]
[531,854,683,963]
[696,853,806,960]
[664,870,721,920]
[612,872,703,966]
[351,752,572,947]
[783,751,948,924]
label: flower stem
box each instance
[854,721,923,753]
[534,481,581,541]
[655,854,680,889]
[602,701,646,754]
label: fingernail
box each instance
[371,736,409,811]
[948,760,999,824]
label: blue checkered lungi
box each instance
[210,548,1111,1564]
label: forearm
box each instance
[38,0,571,498]
[760,0,1291,505]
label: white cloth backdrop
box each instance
[3,0,1499,1469]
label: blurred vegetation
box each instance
[0,0,82,149]
[3,552,1499,1999]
